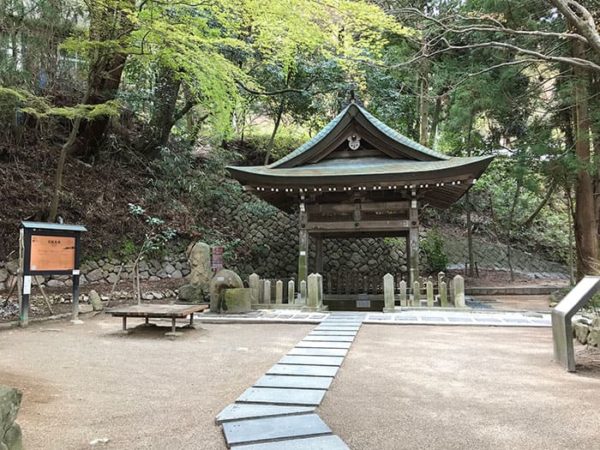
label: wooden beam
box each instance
[307,201,410,214]
[306,219,411,233]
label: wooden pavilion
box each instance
[228,100,493,295]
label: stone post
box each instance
[249,273,260,306]
[399,280,407,307]
[426,280,434,307]
[383,273,395,313]
[439,281,448,307]
[299,280,307,304]
[288,280,295,304]
[412,281,421,307]
[316,273,324,309]
[453,275,465,307]
[263,279,271,304]
[275,280,283,304]
[306,273,319,311]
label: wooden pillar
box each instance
[298,198,308,288]
[409,197,419,285]
[315,236,323,274]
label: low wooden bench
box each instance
[107,304,208,335]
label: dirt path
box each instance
[320,325,600,450]
[0,316,311,450]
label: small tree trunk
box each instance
[264,99,285,165]
[465,110,475,277]
[49,116,82,222]
[418,64,429,146]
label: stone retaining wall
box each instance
[214,194,408,280]
[0,255,191,291]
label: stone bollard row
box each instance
[386,272,464,310]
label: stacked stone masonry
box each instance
[0,256,191,291]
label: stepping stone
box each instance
[279,356,344,366]
[288,348,347,357]
[296,341,351,349]
[223,413,331,447]
[216,403,315,424]
[237,387,326,406]
[232,434,349,449]
[321,319,363,324]
[254,375,333,390]
[315,326,360,331]
[310,331,356,336]
[303,336,354,342]
[267,364,339,377]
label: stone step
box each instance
[296,341,352,349]
[267,364,339,377]
[303,336,354,342]
[216,404,315,424]
[237,387,327,406]
[279,355,344,366]
[314,326,361,331]
[254,375,333,390]
[309,330,357,336]
[288,348,348,357]
[232,434,349,449]
[223,413,331,447]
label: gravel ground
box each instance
[319,325,600,450]
[473,294,552,311]
[0,316,311,450]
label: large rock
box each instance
[574,321,590,345]
[209,269,243,313]
[588,327,600,347]
[178,284,205,304]
[187,242,212,292]
[5,261,19,276]
[223,288,252,313]
[0,385,23,450]
[89,290,103,311]
[86,268,105,282]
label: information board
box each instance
[30,235,76,271]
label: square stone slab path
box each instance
[216,313,366,448]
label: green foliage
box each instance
[422,229,449,273]
[127,203,177,258]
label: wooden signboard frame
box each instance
[19,222,87,326]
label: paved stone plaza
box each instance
[1,315,598,449]
[198,309,552,328]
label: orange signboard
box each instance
[30,235,76,271]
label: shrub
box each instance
[422,228,448,273]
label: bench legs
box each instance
[171,317,177,334]
[189,314,194,327]
[122,316,127,331]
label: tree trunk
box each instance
[572,40,599,277]
[429,94,442,147]
[418,60,430,146]
[465,110,475,276]
[74,1,134,160]
[139,66,183,156]
[264,99,285,165]
[49,116,83,222]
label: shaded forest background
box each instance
[2,0,600,280]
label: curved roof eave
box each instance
[269,103,449,168]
